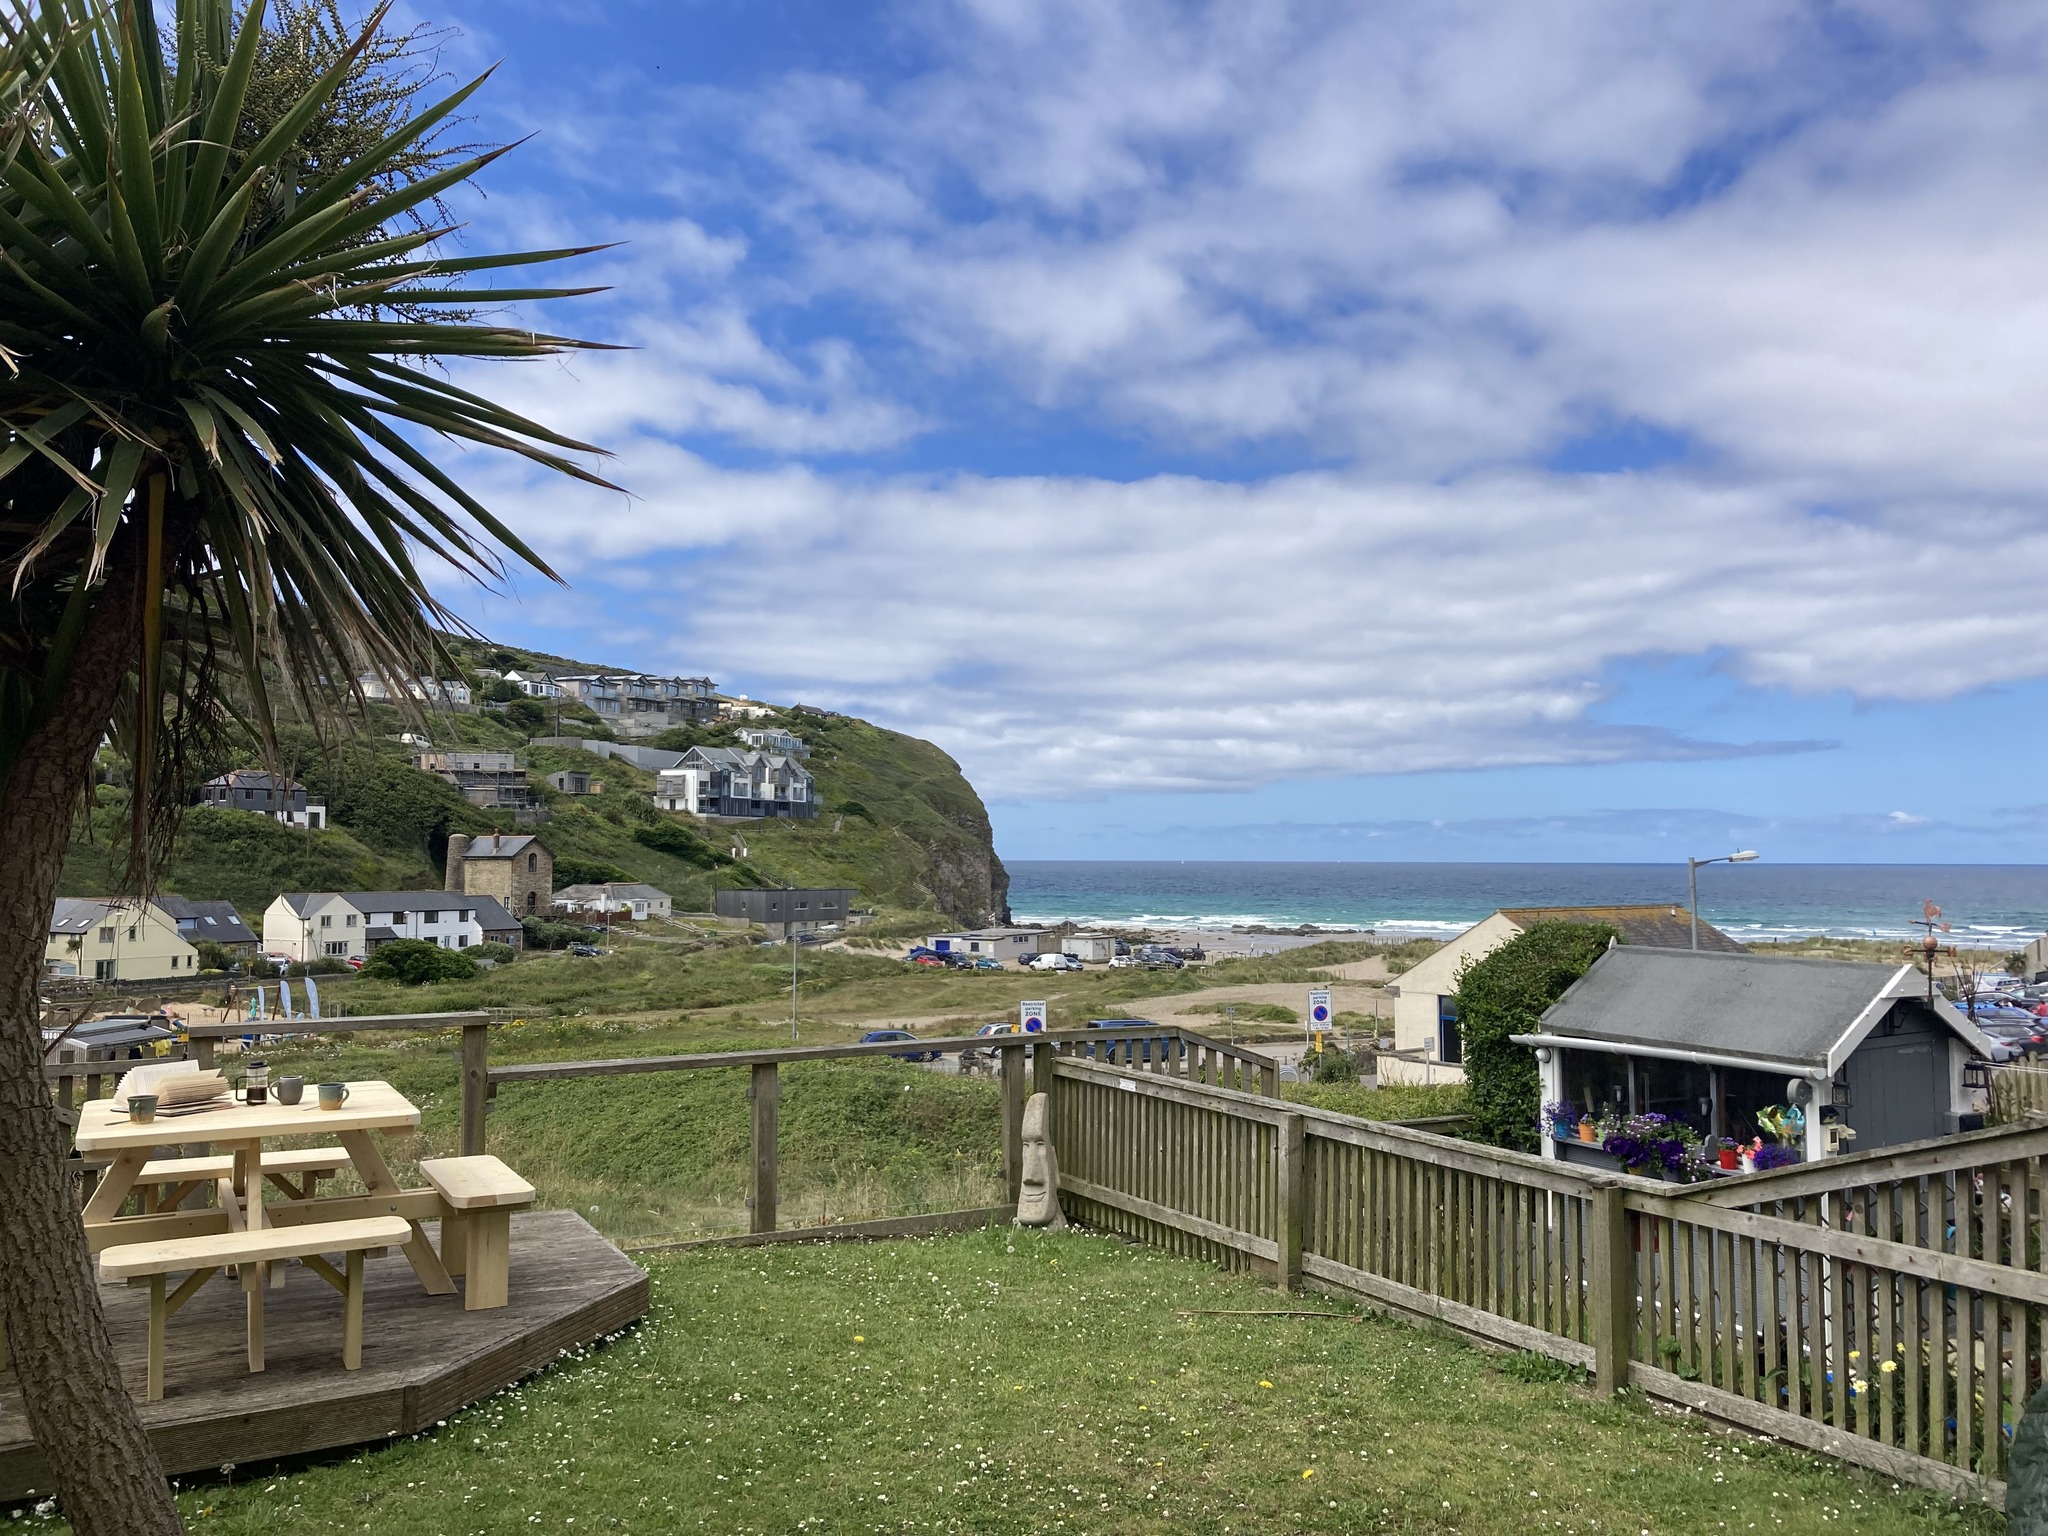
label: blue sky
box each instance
[403,1,2048,863]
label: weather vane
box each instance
[1904,899,1955,1007]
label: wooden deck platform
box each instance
[0,1209,647,1499]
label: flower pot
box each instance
[1577,1122,1597,1142]
[1718,1147,1739,1171]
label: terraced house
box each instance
[654,745,816,819]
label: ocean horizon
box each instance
[1003,860,2048,948]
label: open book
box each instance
[113,1061,228,1109]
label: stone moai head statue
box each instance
[1014,1090,1068,1229]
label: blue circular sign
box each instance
[1311,1004,1329,1023]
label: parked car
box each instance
[976,1021,1019,1037]
[973,957,1004,971]
[1086,1018,1166,1062]
[860,1028,941,1062]
[1026,953,1081,973]
[1108,954,1136,969]
[568,942,603,957]
[942,952,976,969]
[1981,1020,2047,1057]
[912,954,946,968]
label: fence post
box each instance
[460,1022,490,1157]
[1277,1113,1305,1294]
[1588,1184,1632,1398]
[749,1063,779,1235]
[1260,1061,1278,1098]
[1032,1038,1056,1099]
[1001,1044,1027,1204]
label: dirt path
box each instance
[1308,958,1390,982]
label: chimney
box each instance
[445,832,470,893]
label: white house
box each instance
[264,892,522,960]
[1383,905,1747,1086]
[927,928,1058,959]
[737,726,809,757]
[553,883,672,921]
[504,669,563,699]
[356,672,472,707]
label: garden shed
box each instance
[1513,946,1997,1167]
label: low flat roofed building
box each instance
[199,769,326,830]
[715,887,855,935]
[927,927,1057,957]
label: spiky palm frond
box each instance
[0,0,615,880]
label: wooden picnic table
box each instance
[73,1080,454,1297]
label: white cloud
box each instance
[428,1,2048,799]
[457,445,2048,799]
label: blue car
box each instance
[860,1028,941,1063]
[1086,1018,1168,1063]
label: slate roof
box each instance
[154,896,257,946]
[1533,946,1992,1070]
[462,833,543,859]
[1500,904,1745,953]
[50,897,137,933]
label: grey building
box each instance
[662,746,816,820]
[1517,947,1997,1164]
[199,769,325,828]
[715,887,855,935]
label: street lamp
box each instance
[1687,850,1758,949]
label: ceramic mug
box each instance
[317,1082,350,1110]
[127,1094,159,1124]
[273,1075,305,1106]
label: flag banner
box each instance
[280,978,295,1021]
[305,975,321,1021]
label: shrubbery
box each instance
[521,915,587,950]
[1455,921,1616,1152]
[632,820,732,868]
[553,857,633,887]
[360,938,479,985]
[473,941,517,964]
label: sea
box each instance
[1005,862,2048,949]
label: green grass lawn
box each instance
[44,1226,1997,1535]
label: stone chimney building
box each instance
[444,831,553,916]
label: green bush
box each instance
[193,939,242,972]
[1455,921,1617,1152]
[554,857,633,887]
[632,820,731,868]
[473,941,517,964]
[360,938,480,985]
[521,915,587,950]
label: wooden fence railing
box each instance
[1985,1062,2048,1125]
[1043,1053,2044,1506]
[485,1023,1278,1237]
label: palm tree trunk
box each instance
[0,566,184,1536]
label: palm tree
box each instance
[0,4,611,1530]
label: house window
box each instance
[526,891,537,912]
[457,934,469,947]
[127,925,138,941]
[323,941,349,957]
[98,927,114,944]
[425,911,439,924]
[1436,997,1463,1067]
[463,910,474,922]
[527,852,538,873]
[345,914,357,927]
[320,915,332,929]
[95,959,114,980]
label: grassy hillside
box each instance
[58,641,1010,927]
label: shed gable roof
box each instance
[1535,946,1991,1069]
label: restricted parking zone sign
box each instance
[1308,988,1332,1032]
[1020,1001,1048,1033]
